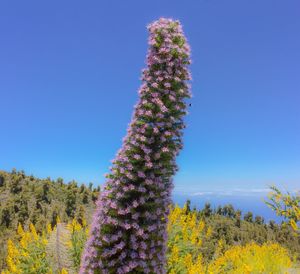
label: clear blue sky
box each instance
[1,0,299,194]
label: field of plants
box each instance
[1,203,298,274]
[1,16,299,273]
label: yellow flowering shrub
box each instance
[1,205,295,273]
[266,185,300,232]
[66,219,88,271]
[60,268,68,274]
[2,218,87,273]
[2,223,50,274]
[167,204,294,274]
[167,204,211,273]
[207,242,292,273]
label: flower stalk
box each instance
[80,17,191,274]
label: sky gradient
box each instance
[1,0,299,194]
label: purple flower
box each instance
[146,162,153,168]
[162,147,169,153]
[151,82,159,88]
[133,200,139,208]
[80,17,191,274]
[133,154,141,160]
[124,223,131,230]
[137,171,146,178]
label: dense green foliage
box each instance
[189,202,300,262]
[0,170,99,270]
[2,205,298,273]
[167,205,294,273]
[0,170,299,271]
[265,185,300,231]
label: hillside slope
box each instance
[0,170,99,270]
[0,170,299,271]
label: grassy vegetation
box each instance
[1,206,298,273]
[0,170,99,270]
[0,170,299,272]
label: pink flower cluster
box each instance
[80,18,191,274]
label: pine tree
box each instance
[80,18,191,274]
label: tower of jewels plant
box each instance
[80,18,192,274]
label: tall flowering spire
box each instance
[80,18,191,274]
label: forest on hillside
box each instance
[0,169,99,270]
[1,2,300,272]
[0,170,299,273]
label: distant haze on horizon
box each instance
[1,0,299,192]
